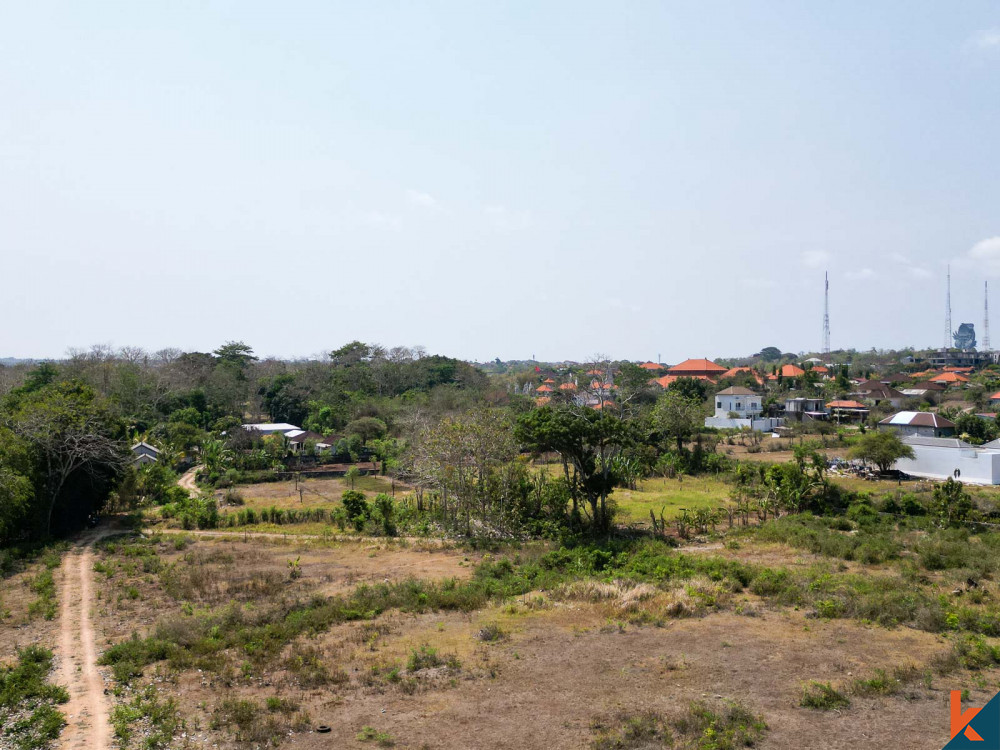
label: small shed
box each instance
[131,441,160,465]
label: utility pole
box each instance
[822,271,831,355]
[985,281,992,352]
[945,265,953,349]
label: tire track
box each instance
[55,531,112,750]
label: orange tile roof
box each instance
[722,366,764,384]
[780,364,806,377]
[827,400,868,409]
[669,358,727,374]
[586,369,604,376]
[639,362,663,371]
[930,372,970,384]
[558,382,577,391]
[535,384,554,392]
[990,391,1000,401]
[534,396,551,406]
[654,374,715,388]
[944,366,975,372]
[911,370,940,379]
[542,378,555,384]
[812,366,829,373]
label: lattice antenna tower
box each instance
[985,280,991,352]
[822,271,831,355]
[945,265,952,349]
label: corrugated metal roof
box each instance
[879,411,955,428]
[902,436,975,448]
[242,422,302,432]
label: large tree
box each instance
[653,390,704,453]
[848,430,915,474]
[515,405,631,532]
[4,381,127,538]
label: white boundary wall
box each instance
[895,443,1000,485]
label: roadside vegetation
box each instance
[0,646,68,750]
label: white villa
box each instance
[704,387,783,431]
[895,436,1000,485]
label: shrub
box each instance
[592,701,767,750]
[342,490,369,530]
[800,681,850,710]
[357,726,395,746]
[0,646,69,750]
[477,623,507,642]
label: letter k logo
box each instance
[953,691,985,741]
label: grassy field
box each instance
[614,475,731,524]
[217,474,400,510]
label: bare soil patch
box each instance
[254,604,962,750]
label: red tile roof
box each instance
[930,372,970,384]
[827,400,868,409]
[542,378,556,384]
[558,382,577,391]
[722,366,764,384]
[654,374,715,388]
[812,366,829,374]
[535,384,554,392]
[668,358,727,374]
[639,362,663,371]
[780,364,806,377]
[590,380,618,391]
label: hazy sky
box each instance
[2,2,999,363]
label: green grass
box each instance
[110,684,181,749]
[0,645,69,750]
[27,561,58,621]
[357,726,395,746]
[800,681,850,710]
[614,475,730,524]
[592,701,767,750]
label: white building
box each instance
[241,422,302,435]
[704,387,783,431]
[895,436,1000,485]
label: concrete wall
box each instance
[705,416,783,432]
[895,445,1000,485]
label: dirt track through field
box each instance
[177,464,200,497]
[55,531,111,750]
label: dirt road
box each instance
[177,464,201,497]
[55,531,112,750]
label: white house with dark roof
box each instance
[704,387,783,431]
